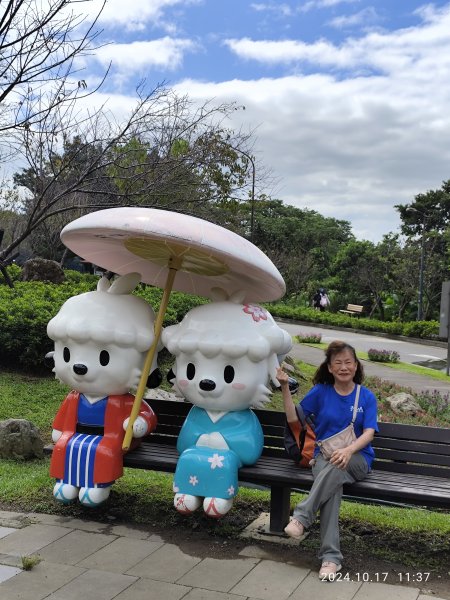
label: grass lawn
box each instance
[0,367,449,572]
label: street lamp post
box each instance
[407,207,429,321]
[417,218,426,321]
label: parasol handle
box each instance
[122,261,180,451]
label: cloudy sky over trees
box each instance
[9,0,450,241]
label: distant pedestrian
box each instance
[313,288,330,311]
[312,289,321,310]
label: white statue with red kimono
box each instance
[162,289,292,518]
[47,273,160,507]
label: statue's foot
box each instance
[53,482,79,504]
[174,493,202,514]
[79,486,111,507]
[203,497,233,518]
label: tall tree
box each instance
[251,199,353,296]
[396,181,450,319]
[330,240,390,318]
[396,180,450,236]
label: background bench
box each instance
[339,303,364,316]
[124,399,450,534]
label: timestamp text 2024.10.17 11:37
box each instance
[320,572,431,583]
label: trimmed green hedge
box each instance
[0,267,441,371]
[0,273,206,371]
[265,304,440,340]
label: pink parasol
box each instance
[60,207,286,449]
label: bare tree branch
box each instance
[1,84,260,262]
[0,0,108,140]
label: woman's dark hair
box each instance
[313,340,364,385]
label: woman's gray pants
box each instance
[292,452,369,565]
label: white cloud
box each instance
[94,37,198,73]
[317,0,360,6]
[250,3,295,17]
[225,4,450,76]
[59,2,450,242]
[300,0,360,12]
[327,7,379,29]
[87,0,200,32]
[176,5,450,241]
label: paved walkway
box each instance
[0,510,447,600]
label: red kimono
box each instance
[50,391,157,485]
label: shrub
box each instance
[295,332,322,343]
[265,302,439,340]
[368,348,400,363]
[5,263,23,282]
[0,276,208,371]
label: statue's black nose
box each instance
[73,364,88,375]
[199,379,216,391]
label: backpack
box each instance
[284,403,316,468]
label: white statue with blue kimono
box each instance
[162,289,292,518]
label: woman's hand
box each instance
[276,366,289,387]
[276,366,297,422]
[330,447,353,470]
[330,429,376,469]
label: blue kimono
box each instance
[174,407,263,499]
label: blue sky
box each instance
[78,0,450,241]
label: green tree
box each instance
[396,181,450,320]
[331,240,391,319]
[251,199,353,297]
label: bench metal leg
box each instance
[269,485,291,534]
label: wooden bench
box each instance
[339,303,364,316]
[123,399,450,534]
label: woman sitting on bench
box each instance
[277,341,378,581]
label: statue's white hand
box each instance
[123,416,148,438]
[52,429,62,443]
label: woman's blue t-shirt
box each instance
[301,384,378,468]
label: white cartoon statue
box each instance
[162,289,292,518]
[47,272,160,507]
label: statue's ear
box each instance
[108,272,141,295]
[97,276,111,292]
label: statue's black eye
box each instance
[100,350,110,366]
[224,365,235,384]
[63,347,70,363]
[186,363,195,380]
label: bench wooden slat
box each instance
[374,448,450,468]
[376,422,449,443]
[371,460,450,478]
[373,438,450,456]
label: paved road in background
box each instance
[278,320,450,395]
